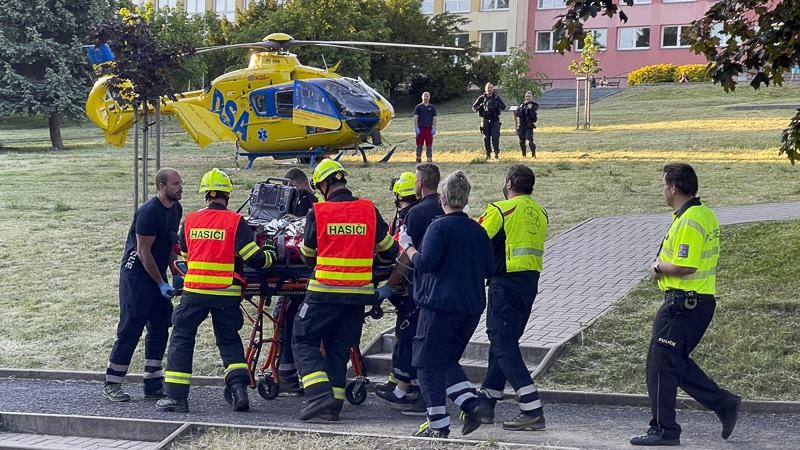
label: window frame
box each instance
[535,30,554,53]
[576,28,608,52]
[481,0,510,11]
[444,0,471,13]
[631,0,652,4]
[215,0,236,21]
[420,0,434,14]
[537,0,566,10]
[185,0,205,15]
[480,31,508,56]
[617,26,651,50]
[661,24,691,49]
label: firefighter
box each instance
[478,164,548,431]
[295,160,399,421]
[156,168,275,413]
[375,172,424,413]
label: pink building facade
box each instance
[527,0,718,88]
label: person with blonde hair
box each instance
[399,171,495,438]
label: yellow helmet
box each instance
[199,168,233,193]
[392,172,417,198]
[312,159,348,187]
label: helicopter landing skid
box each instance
[236,147,328,170]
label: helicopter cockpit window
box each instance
[275,90,294,118]
[314,79,379,119]
[296,83,337,118]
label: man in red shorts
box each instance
[413,91,437,163]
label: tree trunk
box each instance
[48,114,64,150]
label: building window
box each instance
[632,0,651,4]
[185,0,205,15]
[576,29,607,51]
[421,0,434,14]
[445,0,470,13]
[538,0,566,9]
[480,31,508,55]
[215,0,236,21]
[455,33,470,47]
[618,27,650,50]
[157,0,178,8]
[536,31,555,52]
[663,0,695,3]
[481,0,509,11]
[662,25,691,48]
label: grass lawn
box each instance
[0,83,798,382]
[540,219,800,401]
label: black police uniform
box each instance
[472,93,507,158]
[514,100,538,157]
[106,196,182,394]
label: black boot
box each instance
[299,393,338,421]
[230,383,250,412]
[155,396,189,413]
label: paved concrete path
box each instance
[0,432,155,450]
[1,379,798,449]
[471,201,800,351]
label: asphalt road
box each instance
[1,378,797,449]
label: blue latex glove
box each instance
[159,281,176,300]
[414,127,420,135]
[172,275,184,291]
[376,284,393,300]
[432,127,436,136]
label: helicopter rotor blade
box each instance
[315,43,373,52]
[292,40,465,52]
[194,41,279,54]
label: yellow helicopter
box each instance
[85,33,462,167]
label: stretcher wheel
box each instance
[369,305,384,320]
[223,386,233,405]
[345,380,367,405]
[257,376,279,400]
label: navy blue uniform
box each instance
[107,196,182,394]
[411,212,494,432]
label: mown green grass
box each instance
[0,83,798,381]
[540,219,800,401]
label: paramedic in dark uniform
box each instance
[630,163,740,446]
[401,170,494,438]
[514,91,539,158]
[275,167,321,392]
[478,164,548,431]
[156,168,274,413]
[295,160,399,421]
[374,172,422,412]
[103,168,183,402]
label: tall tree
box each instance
[0,0,114,150]
[552,0,800,163]
[500,46,542,104]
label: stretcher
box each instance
[229,177,392,405]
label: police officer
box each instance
[472,82,507,160]
[478,164,548,431]
[514,91,539,158]
[631,163,740,446]
[103,168,183,402]
[401,171,495,438]
[374,172,423,412]
[156,168,275,413]
[295,160,399,421]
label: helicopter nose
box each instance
[345,117,380,134]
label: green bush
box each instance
[627,64,677,86]
[674,64,711,82]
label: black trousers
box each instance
[483,276,543,415]
[106,272,172,394]
[482,120,501,157]
[646,296,735,438]
[517,127,536,157]
[413,307,481,431]
[292,301,363,401]
[274,295,302,383]
[164,300,248,399]
[390,295,419,383]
